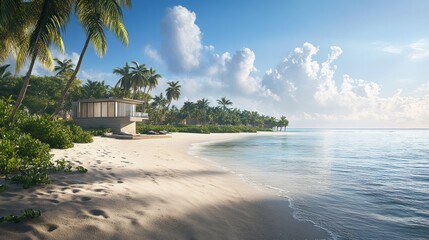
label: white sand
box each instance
[0,133,329,239]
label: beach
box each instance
[0,133,328,240]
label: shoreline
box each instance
[0,132,329,239]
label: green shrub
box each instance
[66,123,93,143]
[136,124,270,134]
[86,127,111,136]
[18,115,74,149]
[0,127,53,187]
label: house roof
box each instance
[75,98,144,104]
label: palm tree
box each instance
[130,61,148,96]
[8,0,73,123]
[53,0,130,118]
[145,68,161,95]
[54,58,74,78]
[0,0,32,63]
[114,62,132,92]
[81,80,109,99]
[0,64,12,79]
[165,81,181,109]
[217,97,233,111]
[151,93,168,110]
[196,98,210,125]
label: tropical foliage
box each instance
[0,99,91,188]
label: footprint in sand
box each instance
[93,188,106,193]
[89,209,109,218]
[96,160,101,164]
[72,189,80,194]
[50,199,60,204]
[81,196,91,201]
[117,180,124,184]
[106,168,112,171]
[47,224,59,232]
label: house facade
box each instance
[72,98,148,135]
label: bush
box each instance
[136,124,270,134]
[0,127,53,187]
[18,115,74,149]
[66,123,93,143]
[86,127,111,136]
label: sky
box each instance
[6,0,429,128]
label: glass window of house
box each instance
[81,103,87,118]
[88,102,94,118]
[94,102,101,117]
[108,102,115,117]
[101,102,108,117]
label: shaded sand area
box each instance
[0,133,329,239]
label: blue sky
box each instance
[10,0,429,127]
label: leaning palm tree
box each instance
[8,0,73,123]
[217,97,233,111]
[53,0,130,118]
[165,81,181,109]
[0,64,12,79]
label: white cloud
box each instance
[377,39,429,60]
[144,45,163,64]
[147,6,429,127]
[161,5,202,73]
[153,5,276,101]
[262,43,429,127]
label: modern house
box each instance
[72,98,148,135]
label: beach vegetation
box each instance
[0,208,41,224]
[86,127,112,136]
[0,99,91,188]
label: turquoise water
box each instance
[198,129,429,240]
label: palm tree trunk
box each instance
[52,36,91,119]
[8,52,38,124]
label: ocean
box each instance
[193,129,429,240]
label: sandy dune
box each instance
[0,133,329,239]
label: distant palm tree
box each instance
[145,68,161,95]
[9,0,73,123]
[0,64,12,79]
[81,80,109,99]
[53,0,130,118]
[114,62,132,92]
[196,98,210,125]
[216,97,232,111]
[151,93,168,110]
[165,81,181,109]
[54,58,74,78]
[130,61,148,96]
[197,98,210,110]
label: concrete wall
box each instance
[74,117,138,134]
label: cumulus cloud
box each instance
[262,42,429,127]
[154,5,276,100]
[160,5,202,72]
[146,6,429,127]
